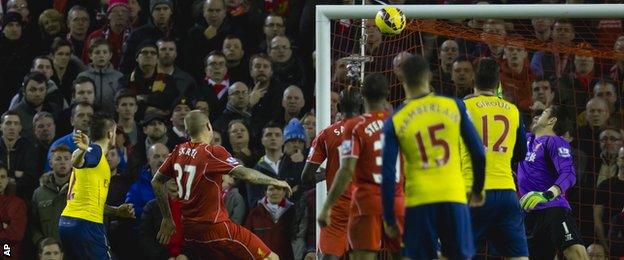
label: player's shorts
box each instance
[58,216,112,260]
[318,198,350,256]
[524,206,584,260]
[348,213,404,252]
[184,220,272,260]
[403,202,475,260]
[470,189,529,257]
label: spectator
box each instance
[260,14,287,53]
[47,102,94,170]
[278,118,307,201]
[55,76,95,136]
[300,112,315,148]
[248,54,285,134]
[431,40,457,94]
[211,130,223,146]
[33,112,57,173]
[65,5,90,57]
[226,119,259,167]
[587,243,607,260]
[269,36,309,99]
[531,19,576,78]
[50,38,86,104]
[125,143,169,223]
[140,179,192,259]
[193,98,211,118]
[578,81,623,128]
[393,51,412,84]
[449,55,475,98]
[30,145,71,246]
[115,90,140,146]
[245,184,296,260]
[105,145,131,207]
[532,17,554,42]
[0,12,36,111]
[126,113,178,179]
[12,72,62,142]
[0,111,39,200]
[168,97,191,142]
[594,147,624,250]
[499,44,532,111]
[531,79,556,111]
[119,0,176,74]
[198,51,231,119]
[249,122,284,207]
[38,237,63,260]
[37,9,66,52]
[475,19,506,59]
[277,85,305,126]
[78,39,124,115]
[156,37,196,97]
[578,98,610,157]
[223,35,251,84]
[222,174,246,224]
[185,0,238,80]
[610,36,624,86]
[82,0,131,68]
[9,56,68,112]
[0,161,28,260]
[6,0,38,45]
[597,128,623,186]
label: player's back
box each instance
[307,119,352,199]
[159,142,240,228]
[462,95,521,191]
[389,93,466,207]
[344,111,405,215]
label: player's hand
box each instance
[73,130,90,151]
[274,180,292,197]
[383,220,399,238]
[157,217,176,244]
[116,203,136,218]
[317,209,331,227]
[468,192,486,207]
[519,191,550,210]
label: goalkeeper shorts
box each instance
[524,207,583,259]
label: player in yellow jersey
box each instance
[381,54,486,260]
[58,113,134,260]
[462,58,529,259]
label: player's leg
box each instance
[348,214,383,260]
[58,216,112,260]
[318,253,340,260]
[349,250,376,260]
[484,190,529,260]
[402,205,439,259]
[548,208,588,260]
[436,203,475,260]
[318,203,350,259]
[524,209,557,259]
[383,213,405,260]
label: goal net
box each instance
[317,4,624,258]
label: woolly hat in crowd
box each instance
[135,40,158,58]
[2,11,22,27]
[107,0,129,13]
[150,0,173,13]
[283,118,306,143]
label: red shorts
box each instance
[318,198,350,256]
[348,214,404,252]
[184,220,271,260]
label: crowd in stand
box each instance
[0,0,623,259]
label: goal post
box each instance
[314,3,624,252]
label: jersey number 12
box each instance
[174,163,197,200]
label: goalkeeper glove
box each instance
[519,191,555,210]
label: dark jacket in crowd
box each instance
[29,172,68,246]
[245,198,296,260]
[0,193,27,260]
[119,20,180,74]
[0,137,40,201]
[0,35,36,112]
[223,187,246,225]
[77,64,124,115]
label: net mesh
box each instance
[329,16,624,258]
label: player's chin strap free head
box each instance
[339,86,363,118]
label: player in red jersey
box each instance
[151,110,292,260]
[300,88,362,259]
[319,73,405,260]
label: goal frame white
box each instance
[313,3,624,248]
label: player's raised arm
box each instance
[229,166,292,196]
[512,115,528,165]
[71,130,90,168]
[455,99,486,198]
[381,118,400,226]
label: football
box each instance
[375,6,406,35]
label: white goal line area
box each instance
[313,3,624,248]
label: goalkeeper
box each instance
[517,106,588,260]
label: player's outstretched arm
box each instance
[151,172,175,244]
[511,116,528,165]
[229,166,292,196]
[71,130,90,168]
[456,100,486,197]
[318,157,356,227]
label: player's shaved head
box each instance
[475,58,500,91]
[185,110,211,138]
[362,73,389,102]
